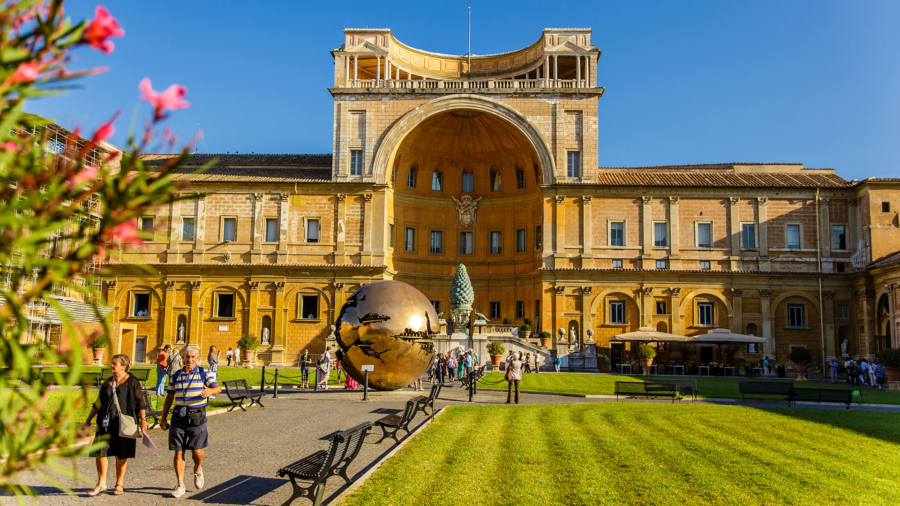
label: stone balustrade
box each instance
[342,78,590,90]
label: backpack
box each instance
[171,366,209,386]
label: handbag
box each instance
[111,377,142,439]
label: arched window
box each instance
[462,170,474,192]
[431,170,443,191]
[516,162,526,189]
[490,166,502,192]
[407,166,417,188]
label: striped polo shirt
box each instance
[166,366,218,408]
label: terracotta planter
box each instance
[794,363,808,374]
[490,354,502,366]
[92,348,105,361]
[640,358,653,369]
[520,330,532,340]
[243,350,255,362]
[539,338,551,348]
[885,367,900,382]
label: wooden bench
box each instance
[141,390,165,428]
[374,399,417,444]
[650,378,698,401]
[790,388,853,409]
[222,379,265,412]
[276,422,373,506]
[615,381,679,403]
[410,382,442,418]
[738,381,794,403]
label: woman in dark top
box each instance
[82,354,148,496]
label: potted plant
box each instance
[636,343,656,370]
[519,324,532,340]
[789,347,813,375]
[237,334,259,365]
[877,348,900,382]
[487,341,505,366]
[539,331,552,348]
[88,333,110,362]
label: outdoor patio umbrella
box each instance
[690,328,768,363]
[612,326,691,342]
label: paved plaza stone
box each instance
[5,383,900,505]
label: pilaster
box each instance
[641,196,652,268]
[192,194,206,263]
[819,198,832,270]
[248,281,260,339]
[271,281,286,365]
[888,284,897,348]
[334,283,346,325]
[757,197,770,270]
[731,289,743,335]
[335,194,347,264]
[823,291,836,360]
[554,196,566,268]
[581,196,593,267]
[251,192,264,261]
[729,197,740,270]
[277,193,290,264]
[670,287,682,335]
[860,288,876,358]
[580,286,593,330]
[163,280,176,346]
[642,286,653,326]
[760,290,773,355]
[166,194,181,263]
[190,280,203,351]
[362,193,374,265]
[553,285,566,339]
[668,197,681,269]
[849,199,860,261]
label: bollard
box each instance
[314,366,318,392]
[363,371,369,401]
[261,366,266,394]
[273,368,279,398]
[468,370,474,402]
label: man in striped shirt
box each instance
[161,347,221,498]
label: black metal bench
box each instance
[738,381,794,403]
[649,378,698,401]
[129,368,151,387]
[790,387,853,409]
[410,382,442,418]
[222,379,265,412]
[459,365,487,389]
[615,381,679,402]
[276,422,373,506]
[374,399,417,444]
[141,390,164,428]
[41,371,102,388]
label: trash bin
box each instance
[777,364,786,378]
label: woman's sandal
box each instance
[85,485,107,497]
[112,485,124,496]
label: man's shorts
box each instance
[169,410,209,451]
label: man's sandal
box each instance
[112,485,124,495]
[85,485,107,497]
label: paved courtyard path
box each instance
[5,382,900,505]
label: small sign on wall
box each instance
[218,325,229,331]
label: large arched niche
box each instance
[374,95,555,186]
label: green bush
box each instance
[520,323,532,332]
[237,334,259,351]
[539,331,552,339]
[88,334,110,349]
[789,347,813,364]
[636,343,657,359]
[487,341,505,355]
[877,348,900,369]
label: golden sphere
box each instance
[335,280,438,390]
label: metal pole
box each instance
[363,371,369,401]
[261,366,266,393]
[273,368,279,398]
[468,369,474,402]
[314,365,318,392]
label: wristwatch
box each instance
[140,417,147,422]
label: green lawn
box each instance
[344,403,900,506]
[40,364,343,388]
[477,373,900,404]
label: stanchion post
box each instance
[261,366,266,394]
[273,368,279,398]
[468,370,474,402]
[314,366,318,392]
[363,371,369,401]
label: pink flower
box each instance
[1,141,18,151]
[67,165,99,189]
[91,111,120,144]
[83,6,124,54]
[104,219,142,247]
[7,62,39,84]
[139,78,189,120]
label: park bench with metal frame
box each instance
[40,371,102,389]
[141,390,164,428]
[276,422,373,506]
[789,387,853,409]
[649,378,698,401]
[459,365,486,389]
[99,367,151,388]
[222,379,265,412]
[410,381,442,418]
[738,381,794,403]
[615,381,679,402]
[374,399,417,444]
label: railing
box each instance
[344,78,589,90]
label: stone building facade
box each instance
[104,28,900,371]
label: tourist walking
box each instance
[335,356,344,382]
[235,345,241,367]
[847,360,858,386]
[207,346,219,374]
[317,346,332,390]
[225,347,234,367]
[506,353,523,404]
[465,350,474,376]
[874,361,886,389]
[763,356,771,379]
[155,345,170,406]
[829,358,839,384]
[858,359,869,386]
[446,354,456,381]
[83,354,148,496]
[300,349,311,388]
[554,354,561,374]
[167,347,183,379]
[160,347,221,498]
[524,353,532,373]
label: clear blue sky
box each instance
[28,0,900,180]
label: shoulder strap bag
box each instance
[112,376,142,439]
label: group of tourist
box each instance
[426,349,479,387]
[835,357,886,388]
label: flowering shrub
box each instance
[0,1,210,497]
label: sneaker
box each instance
[194,470,204,490]
[171,484,186,498]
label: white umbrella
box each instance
[690,328,767,345]
[613,326,691,342]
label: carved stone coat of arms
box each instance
[452,195,482,227]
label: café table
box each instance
[723,366,735,377]
[670,365,685,376]
[698,365,710,377]
[616,364,632,375]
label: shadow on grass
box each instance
[744,404,900,447]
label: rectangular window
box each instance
[430,230,442,254]
[134,336,147,363]
[786,224,801,249]
[405,228,415,252]
[742,223,756,249]
[654,222,668,247]
[516,229,526,253]
[838,304,849,319]
[697,222,711,248]
[265,218,278,242]
[612,259,623,268]
[182,217,195,241]
[349,149,363,176]
[609,301,624,324]
[610,221,624,246]
[836,262,845,273]
[390,163,396,183]
[431,171,442,191]
[407,167,417,188]
[700,260,711,270]
[490,171,502,192]
[535,225,542,249]
[222,218,237,242]
[832,225,846,250]
[788,304,805,328]
[306,219,320,243]
[388,223,394,249]
[216,293,235,318]
[490,231,503,255]
[459,231,473,255]
[698,303,713,326]
[301,295,319,319]
[516,301,525,319]
[489,302,500,319]
[883,202,891,213]
[140,216,154,233]
[132,292,150,317]
[431,300,441,313]
[517,169,526,189]
[462,172,474,192]
[656,301,666,315]
[656,260,666,269]
[567,151,581,178]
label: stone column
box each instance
[106,280,119,321]
[669,197,681,269]
[641,196,652,268]
[732,289,743,334]
[582,196,593,267]
[167,194,181,262]
[333,283,345,325]
[375,55,380,82]
[554,196,566,268]
[670,287,682,335]
[757,197,770,270]
[581,286,593,331]
[277,193,290,264]
[729,197,741,270]
[271,281,286,365]
[761,290,774,356]
[576,55,581,85]
[819,198,832,270]
[553,285,566,343]
[344,55,349,87]
[823,291,836,361]
[193,194,205,263]
[163,280,176,346]
[251,193,264,259]
[363,194,374,264]
[335,194,347,264]
[860,288,876,358]
[642,287,654,326]
[190,281,203,350]
[248,281,259,340]
[849,199,860,258]
[353,55,357,81]
[888,284,898,348]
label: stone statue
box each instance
[177,322,185,344]
[841,338,849,357]
[261,327,270,346]
[337,220,345,242]
[452,195,482,227]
